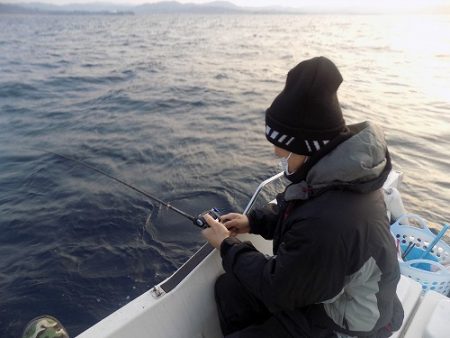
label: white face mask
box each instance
[278,152,294,175]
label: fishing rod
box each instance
[46,151,219,228]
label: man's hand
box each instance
[220,213,250,236]
[201,214,230,249]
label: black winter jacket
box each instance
[220,122,404,337]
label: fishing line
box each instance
[45,150,203,224]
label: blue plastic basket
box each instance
[391,214,450,294]
[400,259,450,294]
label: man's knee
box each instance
[215,273,240,300]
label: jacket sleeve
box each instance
[247,202,280,240]
[220,217,347,312]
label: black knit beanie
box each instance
[265,56,346,155]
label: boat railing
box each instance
[243,171,284,215]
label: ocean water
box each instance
[0,13,449,336]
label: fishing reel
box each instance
[194,208,222,229]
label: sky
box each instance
[5,0,449,11]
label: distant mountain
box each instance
[0,3,36,13]
[2,1,449,15]
[21,2,135,12]
[134,1,242,14]
[12,2,60,12]
[0,2,134,14]
[0,1,248,15]
[204,1,240,9]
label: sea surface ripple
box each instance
[0,14,449,336]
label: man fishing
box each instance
[202,56,404,337]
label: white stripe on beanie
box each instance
[313,140,321,151]
[286,137,295,146]
[270,131,279,139]
[305,140,312,152]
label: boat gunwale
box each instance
[156,171,285,295]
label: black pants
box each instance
[215,273,337,338]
